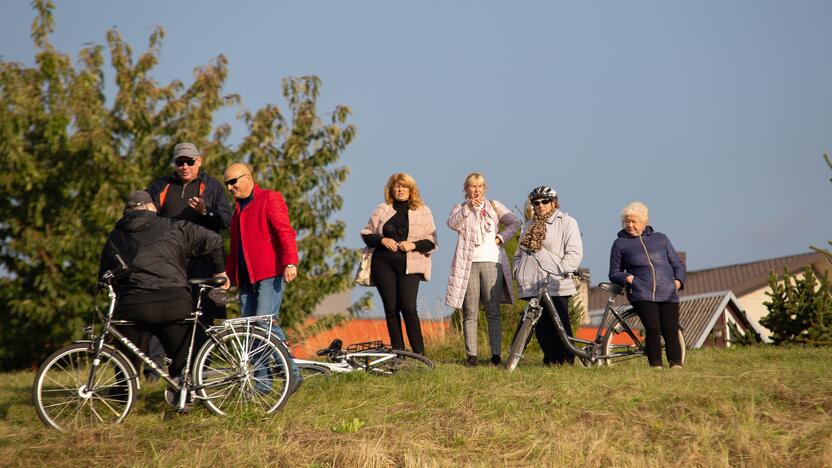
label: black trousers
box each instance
[115,298,193,378]
[144,258,226,376]
[632,301,683,367]
[535,295,575,365]
[371,255,425,354]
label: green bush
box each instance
[761,267,832,345]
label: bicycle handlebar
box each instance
[525,249,584,280]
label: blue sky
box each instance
[2,1,831,316]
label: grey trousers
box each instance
[462,262,504,356]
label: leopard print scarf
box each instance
[520,212,554,252]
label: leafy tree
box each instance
[0,1,363,369]
[761,267,832,345]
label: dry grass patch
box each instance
[1,346,831,466]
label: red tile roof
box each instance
[293,320,636,358]
[291,318,450,358]
[575,326,640,345]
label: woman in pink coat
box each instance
[361,173,438,355]
[446,173,521,366]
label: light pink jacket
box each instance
[360,203,438,281]
[445,199,521,309]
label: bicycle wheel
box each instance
[505,317,536,371]
[193,327,294,416]
[366,350,434,375]
[297,362,332,379]
[33,342,137,431]
[600,307,641,366]
[601,308,687,366]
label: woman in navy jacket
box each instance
[609,201,686,368]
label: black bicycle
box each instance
[32,257,296,431]
[504,267,685,371]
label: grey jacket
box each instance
[513,210,583,298]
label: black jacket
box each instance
[99,211,225,300]
[146,171,232,233]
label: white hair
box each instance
[621,201,649,225]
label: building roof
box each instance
[679,251,827,297]
[588,251,828,312]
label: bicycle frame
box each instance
[295,349,400,374]
[85,281,272,408]
[85,283,201,398]
[532,287,645,364]
[511,250,647,366]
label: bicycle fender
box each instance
[72,340,142,391]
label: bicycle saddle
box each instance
[599,282,626,296]
[189,277,228,288]
[316,338,343,356]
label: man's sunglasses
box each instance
[531,199,551,207]
[175,158,197,167]
[224,174,249,187]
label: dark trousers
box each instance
[115,298,193,378]
[371,255,425,354]
[144,259,226,377]
[535,295,574,365]
[632,301,683,367]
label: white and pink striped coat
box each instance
[444,199,521,309]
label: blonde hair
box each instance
[384,172,424,209]
[463,172,487,196]
[621,201,649,227]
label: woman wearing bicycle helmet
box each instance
[609,201,686,368]
[513,186,583,365]
[446,172,521,367]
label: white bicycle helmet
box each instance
[529,185,557,200]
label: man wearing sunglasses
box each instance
[146,143,232,232]
[143,142,233,380]
[224,162,302,393]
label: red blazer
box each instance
[227,185,299,285]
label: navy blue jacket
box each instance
[608,226,686,303]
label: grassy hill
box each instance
[1,343,831,466]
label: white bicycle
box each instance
[294,339,434,378]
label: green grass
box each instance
[2,343,831,467]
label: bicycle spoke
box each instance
[34,345,134,431]
[195,328,292,417]
[42,397,78,410]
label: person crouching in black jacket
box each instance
[99,190,228,379]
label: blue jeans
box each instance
[238,276,300,389]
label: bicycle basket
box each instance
[346,340,386,353]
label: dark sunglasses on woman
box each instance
[532,199,551,206]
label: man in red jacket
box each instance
[224,162,301,391]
